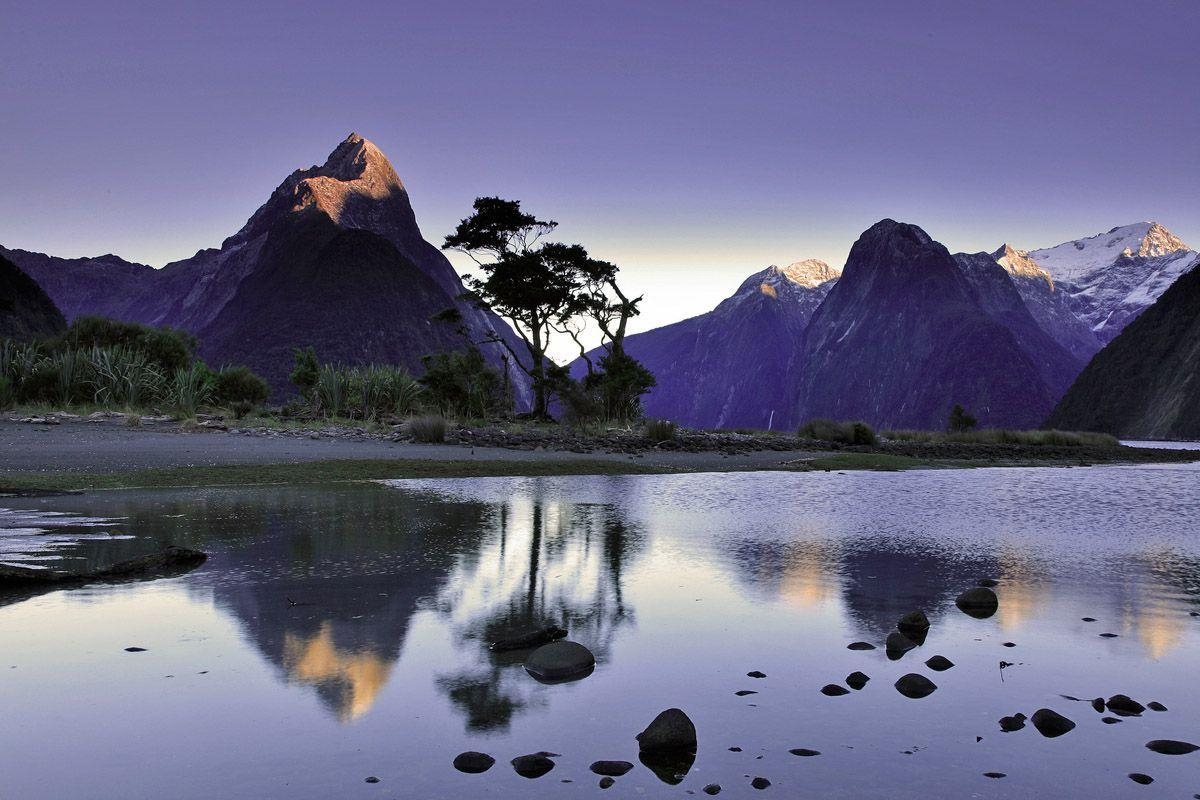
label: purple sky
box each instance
[2,0,1197,334]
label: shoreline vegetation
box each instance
[2,409,1196,493]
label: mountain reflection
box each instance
[433,495,643,732]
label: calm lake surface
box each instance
[2,465,1198,799]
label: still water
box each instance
[1,465,1198,799]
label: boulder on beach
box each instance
[998,713,1026,732]
[590,760,634,776]
[820,683,850,696]
[846,671,870,690]
[511,753,556,779]
[897,610,930,641]
[452,751,495,773]
[1145,739,1199,755]
[924,655,954,671]
[885,631,919,660]
[524,640,595,682]
[1105,695,1145,716]
[636,708,697,754]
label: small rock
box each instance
[124,647,147,652]
[1106,695,1145,716]
[983,772,1006,779]
[894,673,937,699]
[728,747,742,752]
[1099,632,1119,638]
[747,670,767,678]
[590,761,634,776]
[1081,617,1097,622]
[364,776,380,784]
[1147,701,1168,712]
[703,784,722,795]
[956,587,999,618]
[846,671,870,690]
[735,690,758,696]
[1091,697,1106,713]
[897,610,930,640]
[885,631,918,660]
[511,753,555,779]
[1031,708,1075,737]
[1129,773,1154,785]
[1101,717,1122,724]
[637,708,697,753]
[925,655,954,671]
[820,684,850,696]
[847,641,876,651]
[1145,739,1199,755]
[789,748,820,757]
[977,578,999,587]
[751,776,771,790]
[998,713,1026,732]
[453,752,495,774]
[1002,642,1017,648]
[524,640,595,682]
[598,777,615,789]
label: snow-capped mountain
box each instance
[1027,222,1197,343]
[590,259,840,429]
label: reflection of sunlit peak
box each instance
[1128,604,1184,660]
[778,542,838,610]
[994,550,1050,632]
[282,622,394,723]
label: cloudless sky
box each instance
[2,0,1197,337]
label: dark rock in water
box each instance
[847,641,876,651]
[598,777,615,789]
[735,690,758,697]
[638,750,695,785]
[820,684,850,696]
[1147,701,1168,712]
[1002,642,1017,648]
[1145,739,1199,755]
[703,784,722,795]
[983,772,1006,779]
[998,713,1026,732]
[789,748,821,757]
[1106,695,1145,716]
[490,625,568,652]
[956,587,999,618]
[885,631,919,660]
[894,673,937,699]
[1129,773,1154,785]
[524,640,595,682]
[728,747,742,752]
[590,761,634,776]
[751,776,771,790]
[978,578,999,587]
[897,610,930,641]
[1099,632,1119,638]
[511,753,556,779]
[1081,617,1097,622]
[747,670,767,678]
[637,708,697,753]
[1101,717,1122,724]
[846,671,870,690]
[1091,697,1106,713]
[453,752,495,774]
[364,776,380,784]
[925,655,954,671]
[1031,708,1075,737]
[124,647,147,653]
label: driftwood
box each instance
[0,546,208,589]
[489,625,568,652]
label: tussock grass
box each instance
[882,428,1120,448]
[798,418,878,446]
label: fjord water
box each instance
[1,466,1198,799]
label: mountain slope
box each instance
[4,134,530,401]
[1028,222,1197,343]
[953,251,1085,398]
[0,248,153,322]
[604,260,838,428]
[990,244,1102,362]
[1047,252,1200,438]
[0,253,66,341]
[793,220,1058,430]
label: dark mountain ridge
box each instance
[0,252,66,342]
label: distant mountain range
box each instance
[1048,250,1200,439]
[3,135,1196,431]
[0,252,65,342]
[602,220,1195,431]
[3,135,529,400]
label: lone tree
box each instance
[948,403,978,432]
[444,196,651,419]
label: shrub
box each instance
[214,365,270,407]
[88,346,166,408]
[314,364,352,418]
[409,414,447,443]
[168,363,216,414]
[584,349,656,422]
[52,317,195,373]
[230,399,255,419]
[0,375,12,410]
[290,346,319,398]
[948,404,978,432]
[645,418,677,442]
[419,348,505,418]
[798,418,877,445]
